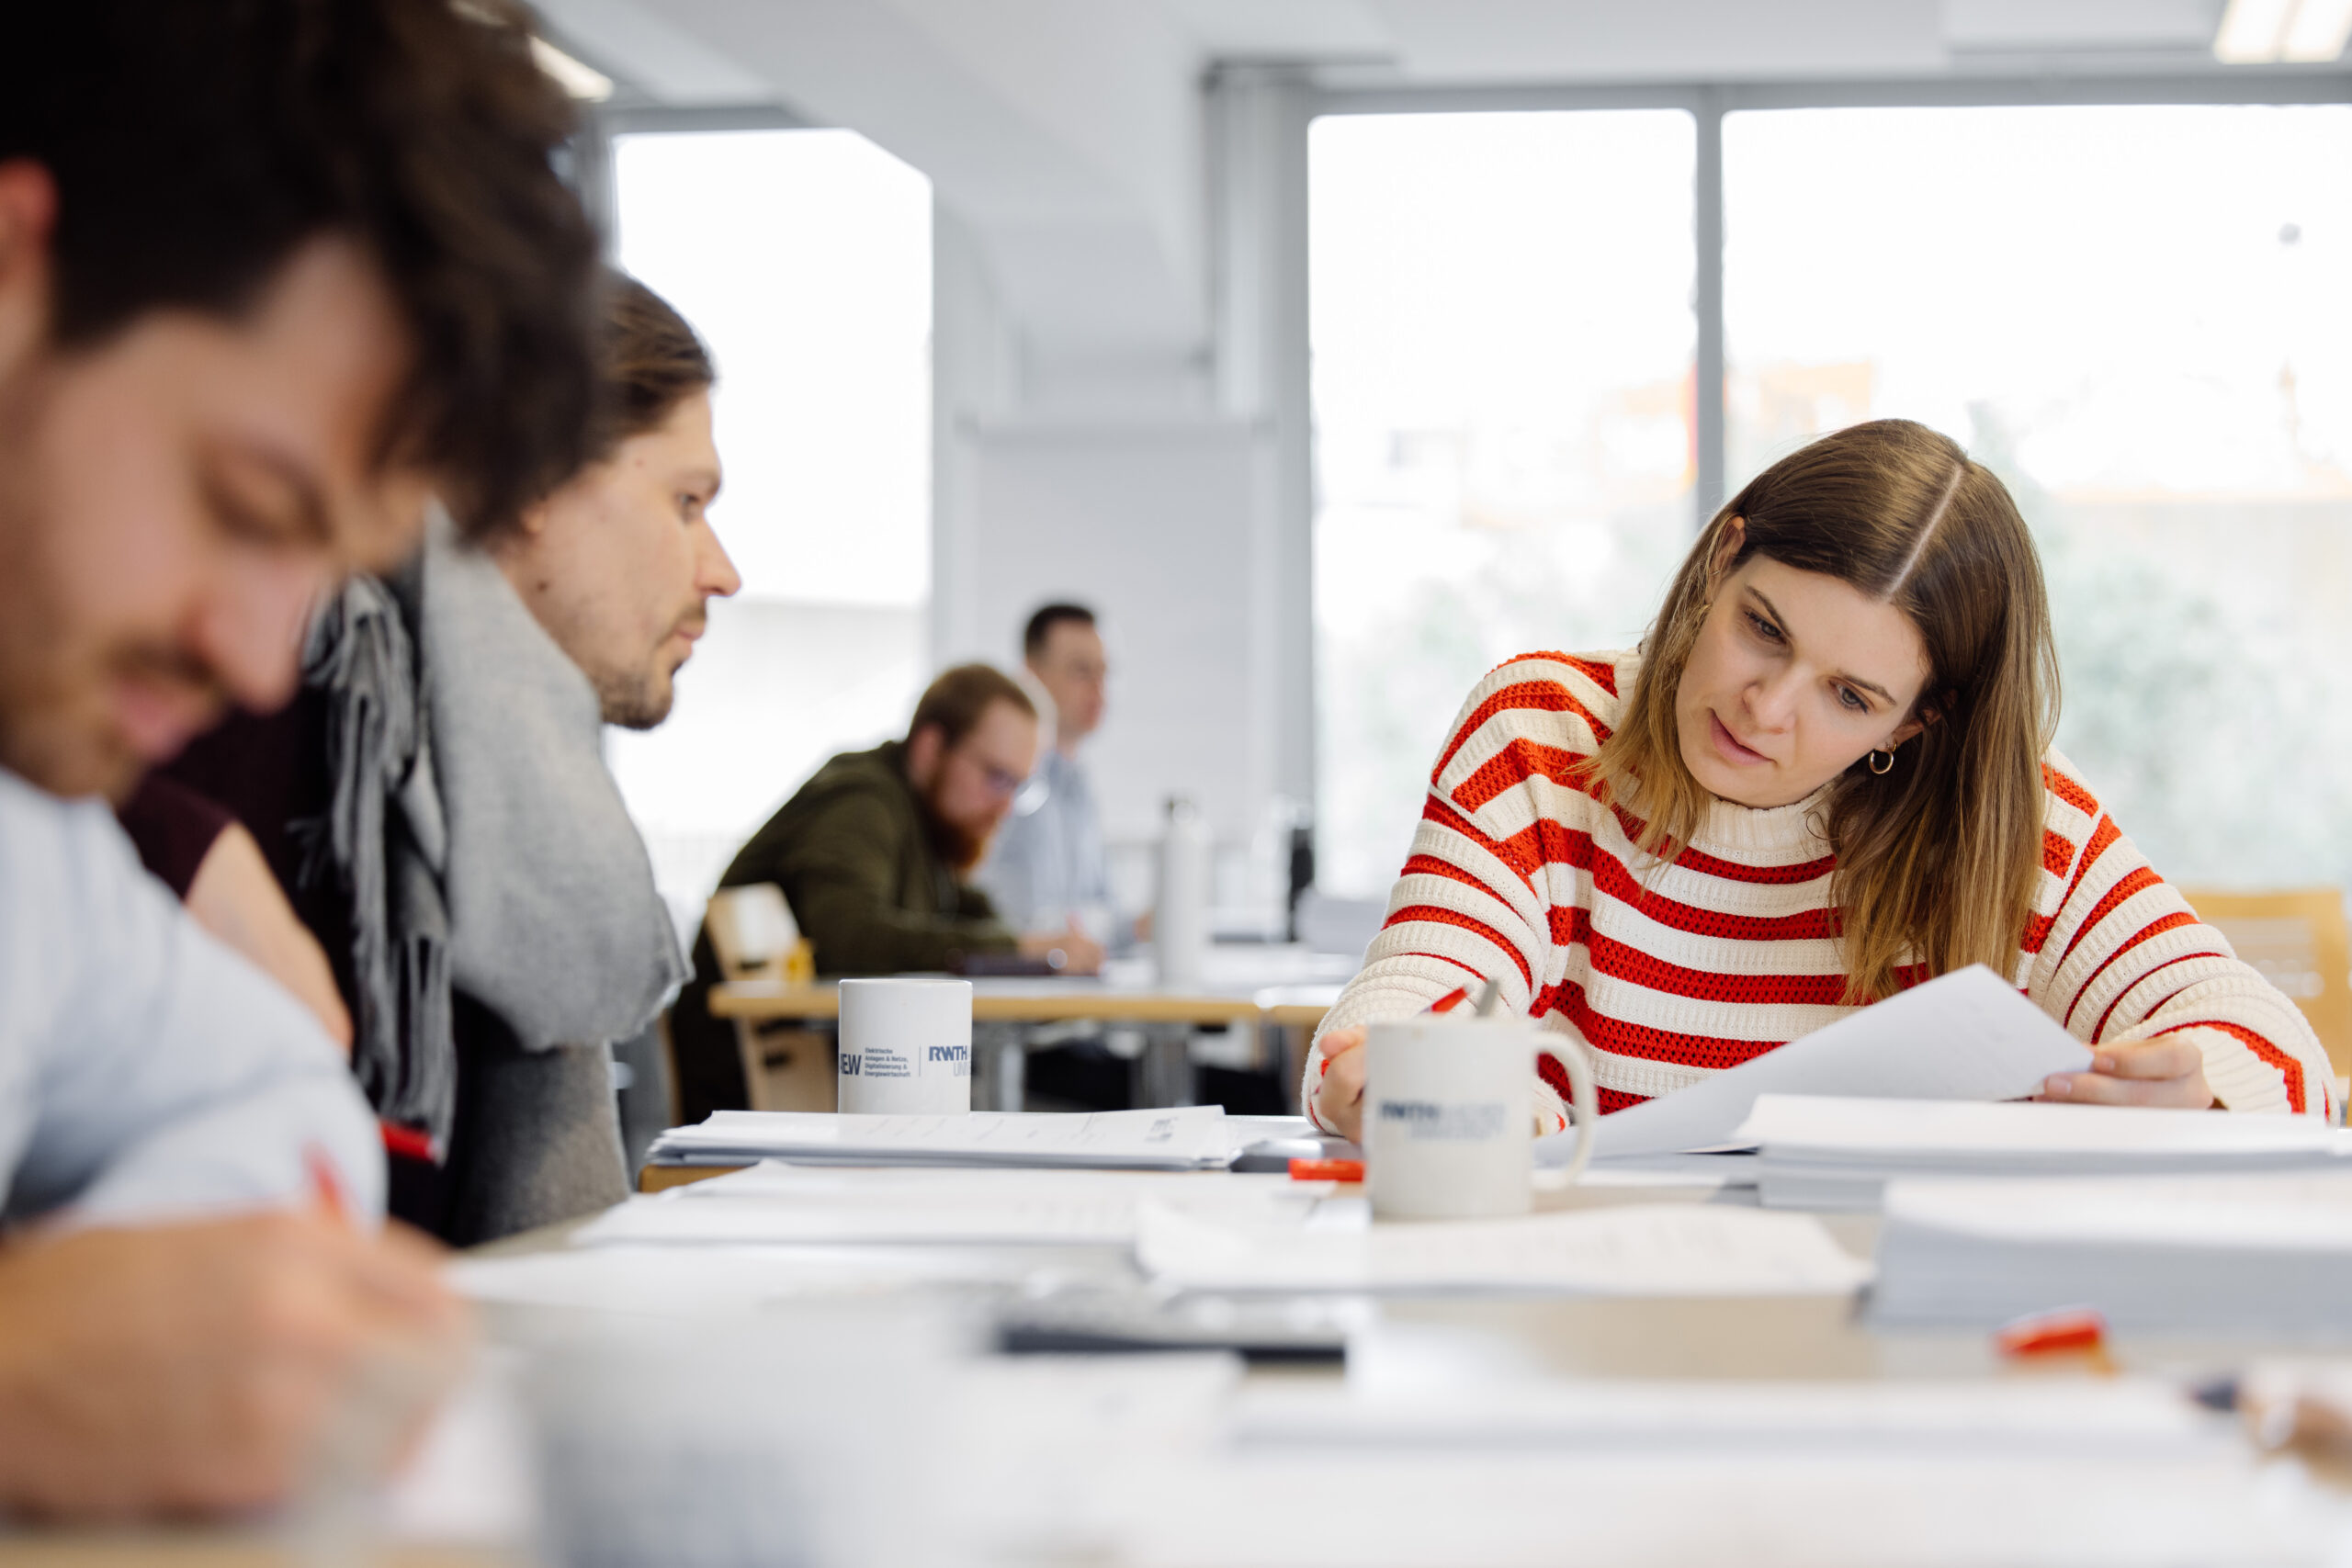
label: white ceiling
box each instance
[537,0,2322,385]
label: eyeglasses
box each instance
[953,748,1030,800]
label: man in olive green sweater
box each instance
[671,663,1106,1118]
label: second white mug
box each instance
[1363,1015,1596,1220]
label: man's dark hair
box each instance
[1022,603,1096,660]
[591,271,715,462]
[1,0,603,532]
[907,664,1035,751]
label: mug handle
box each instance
[1537,1035,1599,1183]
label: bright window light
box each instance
[2216,0,2297,60]
[1726,104,2352,890]
[1309,110,1697,897]
[2213,0,2349,60]
[2283,0,2352,59]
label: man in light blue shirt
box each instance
[980,604,1136,947]
[0,0,599,1517]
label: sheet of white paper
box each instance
[650,1106,1240,1170]
[1229,1375,2221,1450]
[1135,1201,1871,1295]
[1535,965,2092,1166]
[380,1352,537,1545]
[1883,1169,2352,1251]
[576,1166,1320,1247]
[1536,1153,1761,1191]
[1114,1448,2333,1568]
[447,1242,1058,1314]
[1737,1093,2335,1165]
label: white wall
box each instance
[929,75,1315,883]
[952,421,1277,844]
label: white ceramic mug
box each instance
[836,978,973,1114]
[1364,1016,1598,1220]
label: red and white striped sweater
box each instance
[1308,649,2334,1129]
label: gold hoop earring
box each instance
[1868,749,1894,775]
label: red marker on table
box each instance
[1995,1305,2110,1365]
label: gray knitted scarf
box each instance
[300,571,456,1142]
[300,523,687,1152]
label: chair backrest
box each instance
[705,884,801,980]
[2177,886,2352,1080]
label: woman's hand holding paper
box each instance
[2038,1035,2215,1110]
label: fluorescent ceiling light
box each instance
[2214,0,2351,60]
[2283,0,2352,59]
[531,35,615,101]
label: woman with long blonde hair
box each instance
[1308,419,2332,1137]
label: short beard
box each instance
[917,781,988,875]
[595,667,673,730]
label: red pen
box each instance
[304,1142,352,1229]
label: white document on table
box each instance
[1883,1169,2352,1251]
[1534,964,2092,1167]
[1117,1442,2314,1568]
[575,1165,1322,1247]
[1740,1097,2340,1213]
[1229,1375,2221,1451]
[447,1241,1051,1314]
[1738,1093,2335,1168]
[1136,1201,1871,1296]
[381,1352,538,1546]
[650,1106,1242,1170]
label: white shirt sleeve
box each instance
[0,771,381,1228]
[974,805,1046,931]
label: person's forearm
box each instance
[184,822,353,1051]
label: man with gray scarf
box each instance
[131,274,739,1242]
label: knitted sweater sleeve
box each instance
[1303,654,1618,1129]
[2023,753,2335,1119]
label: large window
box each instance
[1309,110,1698,897]
[1725,105,2352,890]
[1310,96,2352,906]
[604,130,933,910]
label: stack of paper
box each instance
[1741,1094,2339,1210]
[646,1107,1246,1171]
[576,1163,1326,1247]
[1228,1375,2223,1452]
[1106,1373,2335,1568]
[1533,964,2092,1168]
[1136,1201,1872,1297]
[1115,1435,2333,1568]
[1873,1169,2352,1332]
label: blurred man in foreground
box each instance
[0,0,600,1517]
[670,664,1106,1120]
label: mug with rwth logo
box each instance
[1364,1015,1596,1220]
[836,977,973,1115]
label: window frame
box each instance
[1293,68,2352,528]
[1274,67,2352,832]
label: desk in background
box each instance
[708,947,1350,1110]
